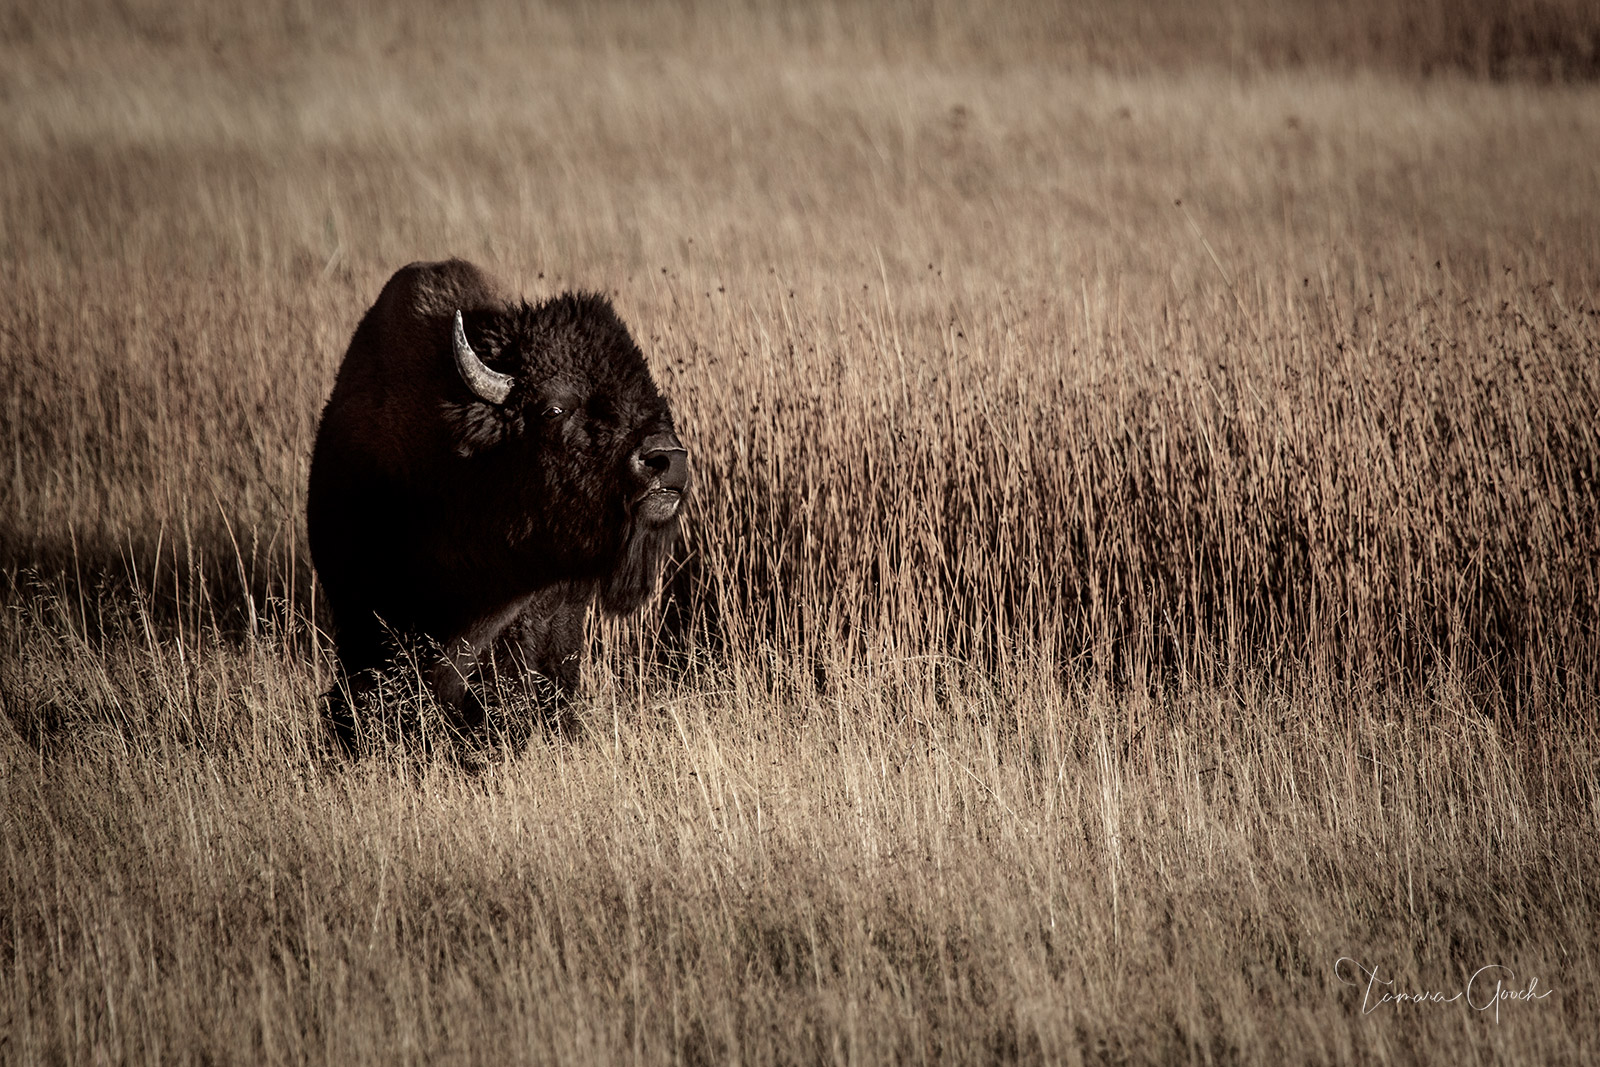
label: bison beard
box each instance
[600,516,678,616]
[307,259,689,750]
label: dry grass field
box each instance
[4,1,1599,1064]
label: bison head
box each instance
[446,293,690,615]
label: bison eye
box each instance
[542,405,566,419]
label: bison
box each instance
[307,259,689,747]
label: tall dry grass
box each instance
[3,2,1598,1064]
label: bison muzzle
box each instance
[307,259,688,747]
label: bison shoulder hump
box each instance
[380,259,507,322]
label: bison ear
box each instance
[453,310,514,404]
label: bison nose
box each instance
[633,433,690,492]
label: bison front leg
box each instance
[321,608,396,753]
[489,583,593,717]
[428,635,488,729]
[428,599,538,730]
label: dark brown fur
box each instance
[307,260,688,747]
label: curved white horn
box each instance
[453,310,514,405]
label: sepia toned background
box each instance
[3,1,1598,1063]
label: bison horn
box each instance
[453,310,514,405]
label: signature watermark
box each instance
[1335,958,1554,1023]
